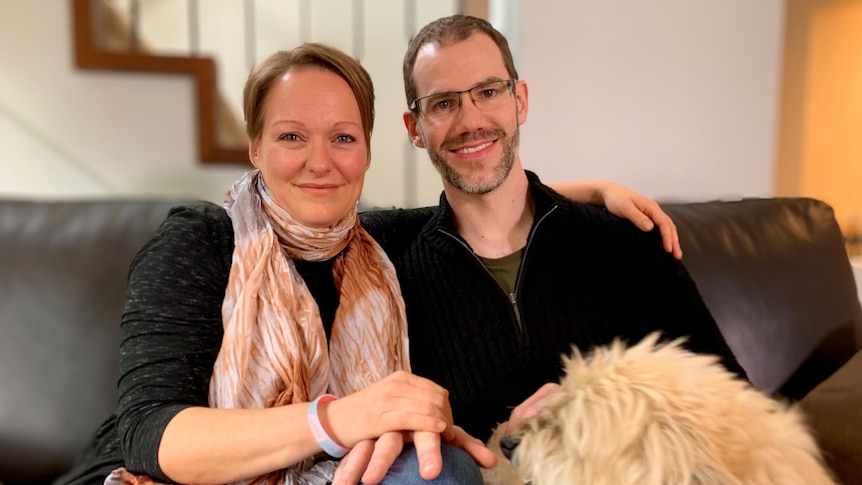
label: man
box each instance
[336,14,744,484]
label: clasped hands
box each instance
[325,371,561,485]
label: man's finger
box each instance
[506,383,561,434]
[333,439,374,485]
[449,426,497,469]
[414,430,443,480]
[518,383,560,411]
[360,432,404,484]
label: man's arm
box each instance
[549,180,681,259]
[361,182,683,260]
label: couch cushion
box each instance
[800,349,862,485]
[665,198,862,398]
[0,199,188,484]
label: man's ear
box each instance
[515,80,529,126]
[403,111,426,148]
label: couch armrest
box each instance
[800,349,862,485]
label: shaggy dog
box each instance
[482,333,837,485]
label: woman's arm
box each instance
[158,377,453,484]
[118,206,324,483]
[549,180,682,259]
[117,205,453,484]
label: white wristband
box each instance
[307,394,350,458]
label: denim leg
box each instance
[371,443,484,485]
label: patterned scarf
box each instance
[105,170,409,485]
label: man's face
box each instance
[404,33,528,195]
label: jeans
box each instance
[372,443,484,485]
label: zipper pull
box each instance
[509,292,523,331]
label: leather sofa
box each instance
[1,197,860,485]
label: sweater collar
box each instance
[424,170,564,240]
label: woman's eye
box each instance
[335,134,356,143]
[279,133,301,141]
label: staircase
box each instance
[71,0,487,165]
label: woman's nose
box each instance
[305,141,333,173]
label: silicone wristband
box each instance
[307,394,350,458]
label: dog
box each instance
[481,333,837,485]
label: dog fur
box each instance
[481,333,837,485]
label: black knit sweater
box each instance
[57,171,742,484]
[361,171,743,441]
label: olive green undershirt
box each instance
[478,248,523,296]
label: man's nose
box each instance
[451,91,484,131]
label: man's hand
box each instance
[599,183,682,260]
[332,428,496,484]
[548,180,682,260]
[501,383,561,435]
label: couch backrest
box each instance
[2,196,860,483]
[664,197,862,399]
[0,199,190,484]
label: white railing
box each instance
[98,0,475,207]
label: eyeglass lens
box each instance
[417,80,513,121]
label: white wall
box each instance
[0,1,786,205]
[0,0,454,206]
[519,0,785,202]
[0,1,249,202]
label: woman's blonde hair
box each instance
[244,43,375,151]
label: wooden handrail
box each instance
[71,0,488,165]
[72,0,249,164]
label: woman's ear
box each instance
[403,111,425,148]
[248,141,259,167]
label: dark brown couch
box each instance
[1,197,860,484]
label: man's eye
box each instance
[479,85,503,98]
[429,97,456,112]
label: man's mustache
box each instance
[442,128,506,150]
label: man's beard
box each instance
[420,126,519,195]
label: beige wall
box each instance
[520,0,785,202]
[803,1,862,233]
[777,0,862,236]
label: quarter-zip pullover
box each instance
[362,171,744,441]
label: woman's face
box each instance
[250,66,370,228]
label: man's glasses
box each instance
[410,79,516,122]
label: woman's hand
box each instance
[548,180,682,259]
[324,371,454,450]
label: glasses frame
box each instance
[409,78,517,120]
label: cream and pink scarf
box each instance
[108,170,409,485]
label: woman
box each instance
[57,43,680,485]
